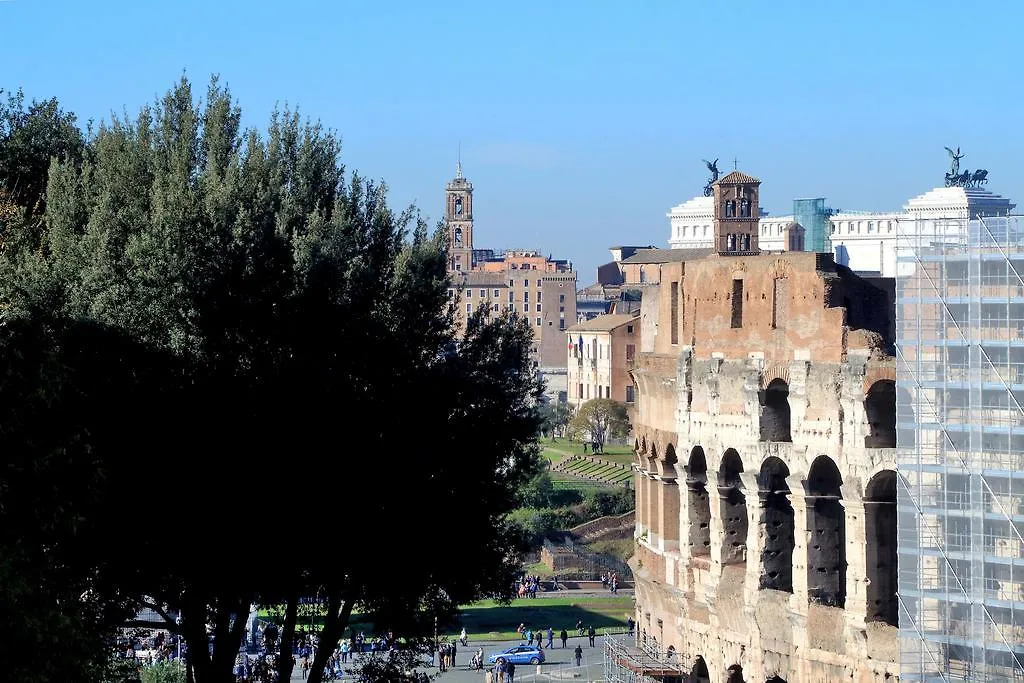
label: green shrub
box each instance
[583,488,634,517]
[141,662,185,683]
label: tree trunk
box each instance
[182,596,250,683]
[306,591,353,683]
[276,593,299,683]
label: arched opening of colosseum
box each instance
[691,656,711,683]
[758,456,794,592]
[760,378,792,442]
[806,455,846,607]
[718,448,748,565]
[896,386,915,448]
[865,469,898,626]
[864,380,896,448]
[765,677,788,683]
[726,664,746,683]
[687,446,711,557]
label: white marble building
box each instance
[831,185,1015,277]
[667,195,802,251]
[668,185,1016,277]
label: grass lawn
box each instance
[456,596,634,640]
[258,595,635,641]
[541,438,635,468]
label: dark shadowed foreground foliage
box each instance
[0,76,542,683]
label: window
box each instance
[670,281,679,344]
[493,303,499,312]
[579,383,584,398]
[494,288,500,297]
[523,304,529,313]
[537,279,542,287]
[605,386,610,398]
[725,200,736,217]
[559,319,566,330]
[626,385,635,403]
[731,279,744,328]
[559,306,565,313]
[480,289,486,298]
[523,279,529,288]
[466,289,472,298]
[740,198,750,217]
[772,277,789,330]
[508,291,514,303]
[559,294,565,302]
[523,292,529,302]
[627,324,634,334]
[467,303,472,313]
[509,279,514,287]
[448,289,454,299]
[626,344,635,361]
[536,317,542,326]
[536,304,542,312]
[537,291,542,302]
[455,263,461,271]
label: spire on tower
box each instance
[456,142,463,179]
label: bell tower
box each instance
[712,170,761,255]
[445,159,474,272]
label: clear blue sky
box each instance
[3,0,1022,281]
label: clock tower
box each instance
[445,160,474,272]
[712,170,761,255]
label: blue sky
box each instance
[3,0,1023,280]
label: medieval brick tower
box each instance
[712,171,761,255]
[445,160,474,272]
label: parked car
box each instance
[488,645,545,665]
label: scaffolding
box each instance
[602,635,686,683]
[896,213,1024,682]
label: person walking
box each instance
[507,660,516,683]
[560,628,568,648]
[546,627,554,649]
[588,625,596,647]
[574,644,583,667]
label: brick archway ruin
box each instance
[718,448,747,566]
[687,446,711,557]
[758,456,794,592]
[865,469,897,625]
[807,455,846,607]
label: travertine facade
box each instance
[629,171,899,683]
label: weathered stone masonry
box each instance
[629,248,899,683]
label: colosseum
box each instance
[627,171,900,683]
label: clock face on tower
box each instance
[455,196,463,216]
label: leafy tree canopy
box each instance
[0,75,542,683]
[568,398,631,449]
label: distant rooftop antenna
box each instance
[456,142,463,179]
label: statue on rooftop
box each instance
[944,146,965,186]
[702,158,720,197]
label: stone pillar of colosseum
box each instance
[787,474,811,614]
[739,471,764,602]
[673,461,692,590]
[635,463,646,535]
[841,493,869,635]
[705,482,727,595]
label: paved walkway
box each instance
[289,632,622,682]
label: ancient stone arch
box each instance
[864,469,897,625]
[691,656,711,683]
[760,378,792,442]
[719,448,747,565]
[807,455,846,607]
[758,456,794,592]
[687,446,711,556]
[864,380,896,448]
[760,363,791,389]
